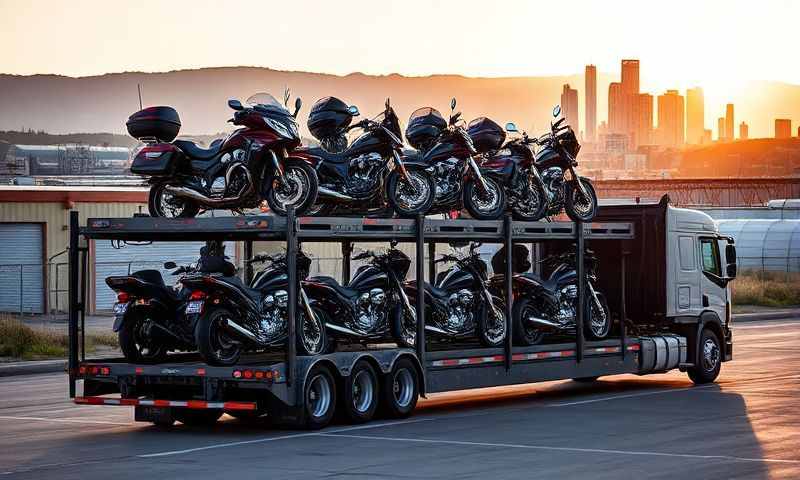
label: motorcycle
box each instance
[303,242,417,347]
[398,242,507,348]
[504,105,598,222]
[293,98,435,217]
[180,250,327,366]
[407,99,507,220]
[127,90,318,218]
[489,245,611,345]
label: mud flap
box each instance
[135,405,174,424]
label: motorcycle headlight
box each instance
[264,117,298,140]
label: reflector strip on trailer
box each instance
[512,350,576,361]
[430,343,642,368]
[74,396,257,410]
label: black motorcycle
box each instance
[490,246,611,345]
[303,242,417,347]
[181,250,327,366]
[504,105,599,222]
[294,98,435,217]
[398,242,507,348]
[405,99,506,220]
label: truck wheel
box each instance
[381,358,419,419]
[195,307,243,366]
[303,364,337,429]
[512,297,546,346]
[118,308,168,364]
[174,408,223,426]
[341,361,379,424]
[688,328,722,384]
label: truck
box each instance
[67,195,737,429]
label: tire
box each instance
[380,358,419,419]
[687,328,722,384]
[194,306,243,366]
[386,168,436,217]
[512,297,546,346]
[173,408,223,426]
[564,177,598,222]
[584,292,612,340]
[391,303,417,349]
[572,376,600,383]
[297,306,328,356]
[303,364,337,429]
[477,295,507,347]
[341,361,380,424]
[464,177,506,220]
[511,182,548,222]
[118,307,168,364]
[148,182,199,218]
[265,161,319,216]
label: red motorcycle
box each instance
[127,92,318,217]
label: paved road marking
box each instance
[733,322,800,330]
[0,415,131,426]
[321,433,800,465]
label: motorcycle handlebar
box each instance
[351,251,373,261]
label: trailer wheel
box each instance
[381,358,419,419]
[687,328,722,384]
[341,361,379,424]
[174,408,223,426]
[303,364,337,429]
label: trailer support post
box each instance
[80,244,88,361]
[243,240,253,284]
[575,222,585,363]
[428,242,436,284]
[342,241,352,284]
[415,215,426,379]
[286,207,297,389]
[504,214,513,371]
[68,211,79,398]
[620,251,629,358]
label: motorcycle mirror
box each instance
[163,261,177,269]
[505,122,518,133]
[450,97,457,111]
[385,97,390,109]
[228,99,244,111]
[293,97,302,117]
[347,105,360,117]
[283,87,291,107]
[552,105,562,118]
[390,239,399,248]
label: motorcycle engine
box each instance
[347,153,383,195]
[258,289,288,339]
[444,289,474,331]
[354,288,387,332]
[433,158,461,199]
[556,284,577,322]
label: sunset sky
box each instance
[1,0,798,95]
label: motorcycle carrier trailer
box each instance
[67,208,690,428]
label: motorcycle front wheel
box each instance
[511,182,548,222]
[391,303,417,349]
[148,182,199,218]
[386,168,436,217]
[297,306,329,355]
[195,306,243,366]
[265,161,319,216]
[585,292,612,340]
[477,296,507,347]
[464,177,506,220]
[564,176,599,222]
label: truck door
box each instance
[698,237,726,321]
[675,235,702,316]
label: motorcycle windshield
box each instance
[246,92,291,116]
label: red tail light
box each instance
[117,292,130,303]
[190,290,207,300]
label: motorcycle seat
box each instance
[306,146,349,164]
[307,275,359,298]
[174,139,223,160]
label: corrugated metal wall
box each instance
[0,223,44,313]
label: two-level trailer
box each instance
[67,195,736,428]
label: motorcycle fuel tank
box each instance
[349,264,389,291]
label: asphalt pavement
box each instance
[0,318,798,479]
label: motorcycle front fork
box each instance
[468,156,491,194]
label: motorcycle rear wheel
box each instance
[195,306,243,366]
[148,182,199,218]
[118,307,169,363]
[386,168,436,217]
[265,162,319,216]
[464,177,506,220]
[511,297,546,346]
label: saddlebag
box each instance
[130,143,183,176]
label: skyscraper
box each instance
[717,117,726,141]
[621,59,640,95]
[585,65,597,141]
[739,122,749,140]
[560,84,579,136]
[608,82,624,134]
[686,87,705,144]
[635,93,653,145]
[775,119,792,138]
[725,104,735,141]
[620,59,640,145]
[656,90,684,146]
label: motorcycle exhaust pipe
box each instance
[224,319,266,345]
[525,316,562,330]
[164,167,254,207]
[424,324,449,335]
[324,322,362,336]
[317,186,354,202]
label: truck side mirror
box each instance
[726,262,737,279]
[725,243,737,279]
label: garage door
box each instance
[94,240,235,311]
[0,223,44,313]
